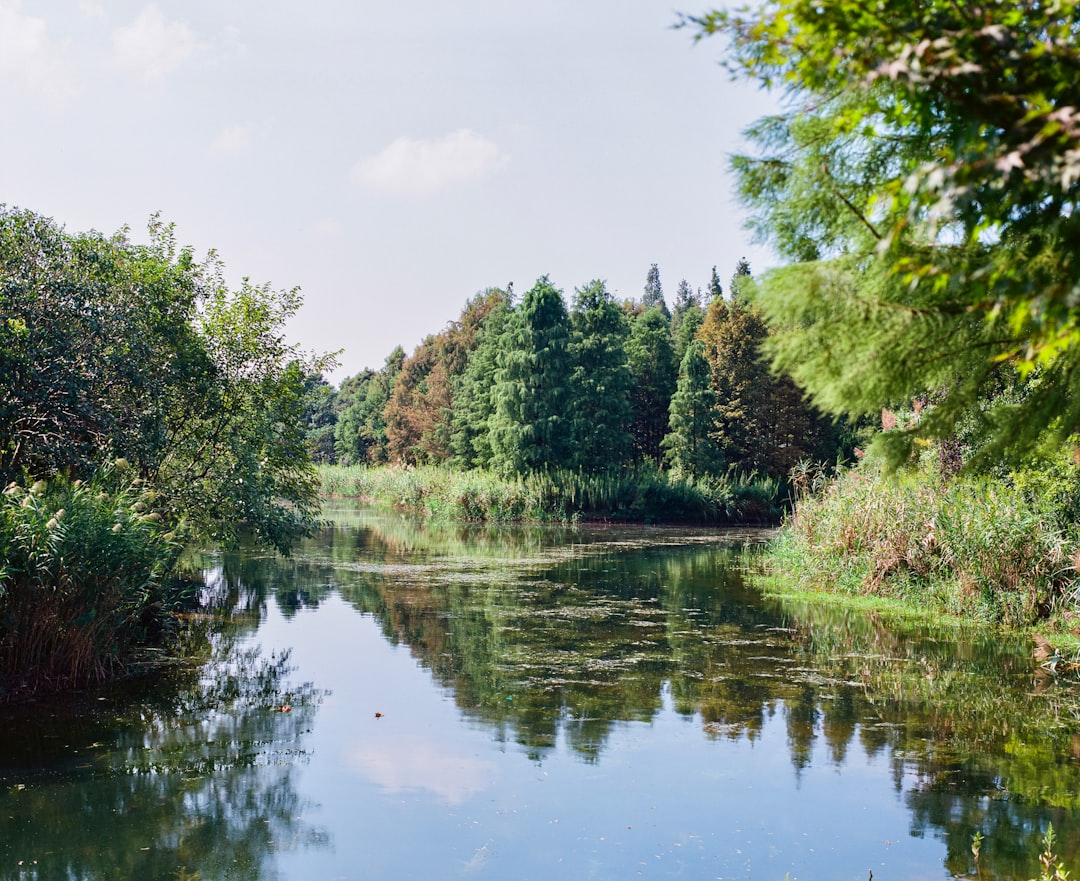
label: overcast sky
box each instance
[1,1,776,381]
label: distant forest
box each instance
[303,262,851,481]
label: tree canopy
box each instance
[0,206,328,554]
[688,0,1080,467]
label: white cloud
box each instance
[111,4,196,82]
[351,129,509,197]
[0,1,77,105]
[346,735,493,805]
[209,124,250,155]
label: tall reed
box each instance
[0,471,185,699]
[768,463,1080,627]
[319,464,782,525]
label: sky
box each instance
[0,0,777,382]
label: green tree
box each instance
[569,280,634,471]
[450,291,514,469]
[698,272,834,479]
[642,263,671,317]
[160,278,329,553]
[489,276,574,475]
[671,278,706,363]
[332,369,374,464]
[300,373,338,464]
[626,306,678,464]
[688,1,1080,467]
[0,210,210,482]
[662,339,724,478]
[0,207,327,554]
[706,266,723,304]
[335,348,404,465]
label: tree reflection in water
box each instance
[274,507,1078,879]
[5,506,1078,880]
[0,603,326,881]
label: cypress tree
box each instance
[642,263,671,317]
[569,280,633,472]
[626,306,677,464]
[489,276,574,475]
[662,339,724,478]
[450,292,514,469]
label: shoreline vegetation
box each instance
[318,463,784,525]
[321,460,1080,647]
[761,453,1080,650]
[0,208,325,703]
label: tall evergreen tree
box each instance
[671,278,705,364]
[707,266,723,304]
[450,290,513,469]
[333,347,404,464]
[642,263,670,317]
[698,273,835,479]
[569,280,633,472]
[300,373,338,464]
[662,339,723,478]
[626,306,677,464]
[489,277,574,475]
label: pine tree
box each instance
[662,339,723,478]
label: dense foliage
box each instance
[680,0,1080,633]
[0,206,327,695]
[687,0,1080,469]
[324,262,841,487]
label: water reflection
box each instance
[231,507,1080,879]
[0,620,325,881]
[4,507,1080,880]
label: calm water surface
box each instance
[2,506,1079,880]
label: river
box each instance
[1,505,1077,880]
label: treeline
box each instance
[306,261,848,484]
[0,206,325,697]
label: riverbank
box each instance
[318,463,784,525]
[761,461,1080,639]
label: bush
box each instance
[0,470,185,699]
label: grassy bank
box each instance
[320,463,783,525]
[0,472,191,701]
[763,463,1080,631]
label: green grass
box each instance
[319,463,782,525]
